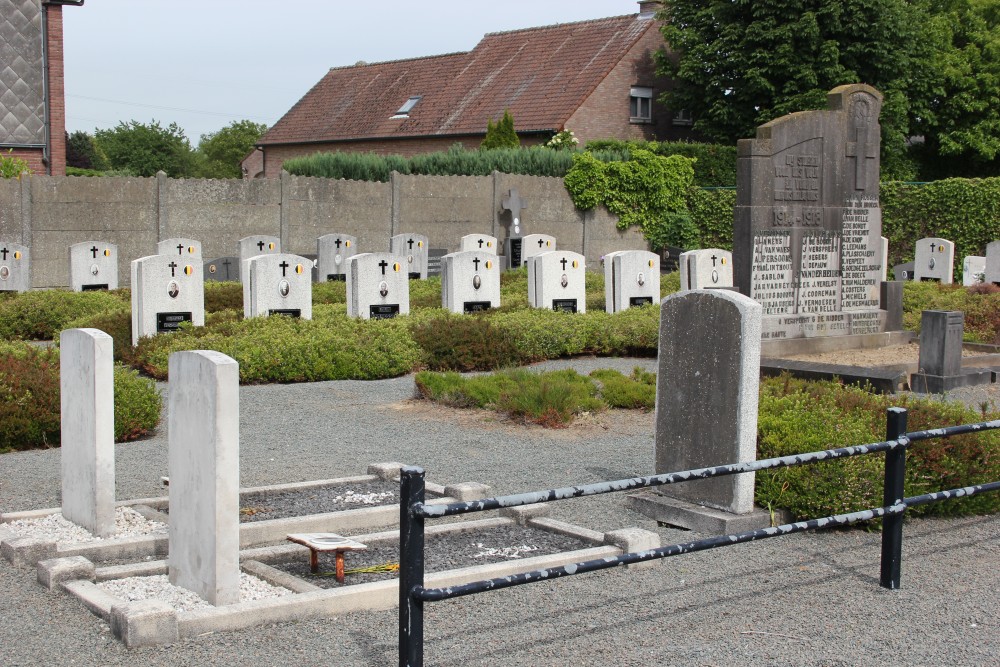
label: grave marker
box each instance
[911,310,991,393]
[156,238,202,260]
[529,251,586,313]
[346,253,410,319]
[390,234,429,280]
[893,261,914,281]
[237,235,280,286]
[130,255,205,345]
[245,253,312,319]
[962,256,986,286]
[60,328,116,538]
[913,237,955,284]
[317,234,358,282]
[69,241,119,291]
[606,250,660,312]
[204,257,238,282]
[460,234,498,255]
[440,251,500,313]
[679,249,733,290]
[986,241,1000,285]
[168,350,240,606]
[516,233,556,271]
[0,242,30,292]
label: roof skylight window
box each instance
[392,96,422,118]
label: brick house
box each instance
[250,0,692,179]
[0,0,82,176]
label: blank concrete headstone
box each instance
[608,250,660,312]
[913,237,955,284]
[679,249,732,291]
[390,234,429,279]
[245,253,312,319]
[204,257,238,282]
[962,256,986,286]
[156,238,202,260]
[60,328,115,538]
[460,234,498,255]
[347,253,410,319]
[0,242,30,292]
[986,241,1000,285]
[529,251,585,313]
[69,241,119,291]
[168,350,240,606]
[131,255,205,345]
[440,251,500,313]
[317,234,358,282]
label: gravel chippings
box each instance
[4,507,166,544]
[97,573,291,612]
[239,481,397,522]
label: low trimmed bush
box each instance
[901,281,1000,344]
[0,289,129,340]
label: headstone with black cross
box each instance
[346,253,409,319]
[69,241,119,291]
[440,251,500,314]
[607,250,660,313]
[237,235,280,286]
[317,234,358,282]
[518,233,555,270]
[389,233,429,280]
[528,251,586,313]
[157,237,202,261]
[913,237,955,284]
[0,241,30,292]
[460,234,498,255]
[130,254,205,345]
[204,256,238,282]
[245,253,312,319]
[679,249,733,291]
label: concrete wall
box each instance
[1,171,649,288]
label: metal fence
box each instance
[397,407,1000,666]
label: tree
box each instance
[196,120,269,178]
[65,130,109,171]
[480,110,520,150]
[94,120,197,177]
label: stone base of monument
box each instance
[910,368,994,394]
[626,490,776,535]
[760,330,915,357]
[761,358,910,393]
[52,504,656,648]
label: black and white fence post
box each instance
[399,466,426,667]
[880,407,908,589]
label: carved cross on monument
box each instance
[846,99,878,190]
[0,247,7,260]
[501,188,527,237]
[257,240,266,252]
[279,261,290,276]
[473,257,481,271]
[378,259,389,275]
[711,254,718,267]
[168,261,178,277]
[176,243,185,255]
[407,238,415,250]
[90,245,99,258]
[335,238,342,249]
[560,257,568,270]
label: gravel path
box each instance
[1,356,998,666]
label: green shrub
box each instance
[61,309,134,363]
[113,365,163,442]
[901,281,1000,344]
[584,139,738,187]
[480,110,520,150]
[685,187,736,250]
[204,281,244,312]
[0,290,129,340]
[590,367,656,410]
[409,277,443,309]
[313,280,347,305]
[410,312,523,371]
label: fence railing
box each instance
[397,407,1000,667]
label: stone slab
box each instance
[131,254,205,345]
[608,250,660,313]
[110,599,179,648]
[346,252,409,319]
[69,241,119,291]
[37,555,96,590]
[390,233,428,279]
[316,233,357,281]
[245,253,312,319]
[760,358,908,394]
[913,237,955,284]
[760,330,914,357]
[626,491,774,534]
[910,368,994,394]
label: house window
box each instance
[672,109,693,126]
[630,87,653,123]
[392,96,422,119]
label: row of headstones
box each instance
[893,237,1000,285]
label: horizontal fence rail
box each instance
[398,408,1000,667]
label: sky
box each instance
[62,0,641,145]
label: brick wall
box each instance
[46,4,66,177]
[6,149,46,175]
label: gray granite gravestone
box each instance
[237,235,280,286]
[390,233,429,280]
[986,241,1000,285]
[911,310,991,393]
[962,256,986,286]
[130,255,205,345]
[69,241,119,291]
[204,257,238,282]
[734,84,888,343]
[913,237,955,284]
[627,290,770,533]
[157,238,202,261]
[528,251,586,313]
[317,234,358,282]
[893,261,914,281]
[440,251,500,313]
[460,234,498,255]
[245,253,312,319]
[346,253,410,319]
[606,250,660,313]
[0,242,30,292]
[679,249,733,290]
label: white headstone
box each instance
[913,237,955,284]
[962,256,986,286]
[679,249,733,290]
[317,234,358,282]
[390,233,429,280]
[460,234,498,254]
[881,236,889,282]
[529,251,586,313]
[985,241,1000,285]
[521,234,556,264]
[168,350,240,606]
[347,253,410,319]
[237,235,280,291]
[608,250,660,312]
[60,328,116,538]
[0,242,30,292]
[602,251,626,312]
[441,251,500,313]
[69,241,119,291]
[130,255,206,345]
[245,253,312,319]
[157,238,202,260]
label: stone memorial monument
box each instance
[528,251,586,313]
[346,253,410,319]
[0,242,30,292]
[237,235,280,286]
[986,241,1000,285]
[317,234,358,281]
[245,253,312,319]
[605,250,659,313]
[157,238,202,260]
[440,250,500,313]
[204,257,238,282]
[130,255,205,345]
[501,188,528,269]
[390,233,429,280]
[69,241,119,291]
[679,249,733,290]
[734,84,891,345]
[913,237,955,283]
[962,256,986,286]
[911,310,991,393]
[460,234,498,255]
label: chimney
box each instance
[637,1,662,18]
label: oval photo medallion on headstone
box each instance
[560,274,568,288]
[473,274,482,290]
[637,272,645,287]
[0,266,8,281]
[408,255,414,264]
[209,264,217,274]
[712,270,720,283]
[167,280,179,299]
[278,279,290,297]
[90,264,100,276]
[929,257,936,269]
[379,280,389,297]
[335,255,342,265]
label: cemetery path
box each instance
[1,356,999,666]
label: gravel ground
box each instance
[239,480,397,522]
[1,356,999,666]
